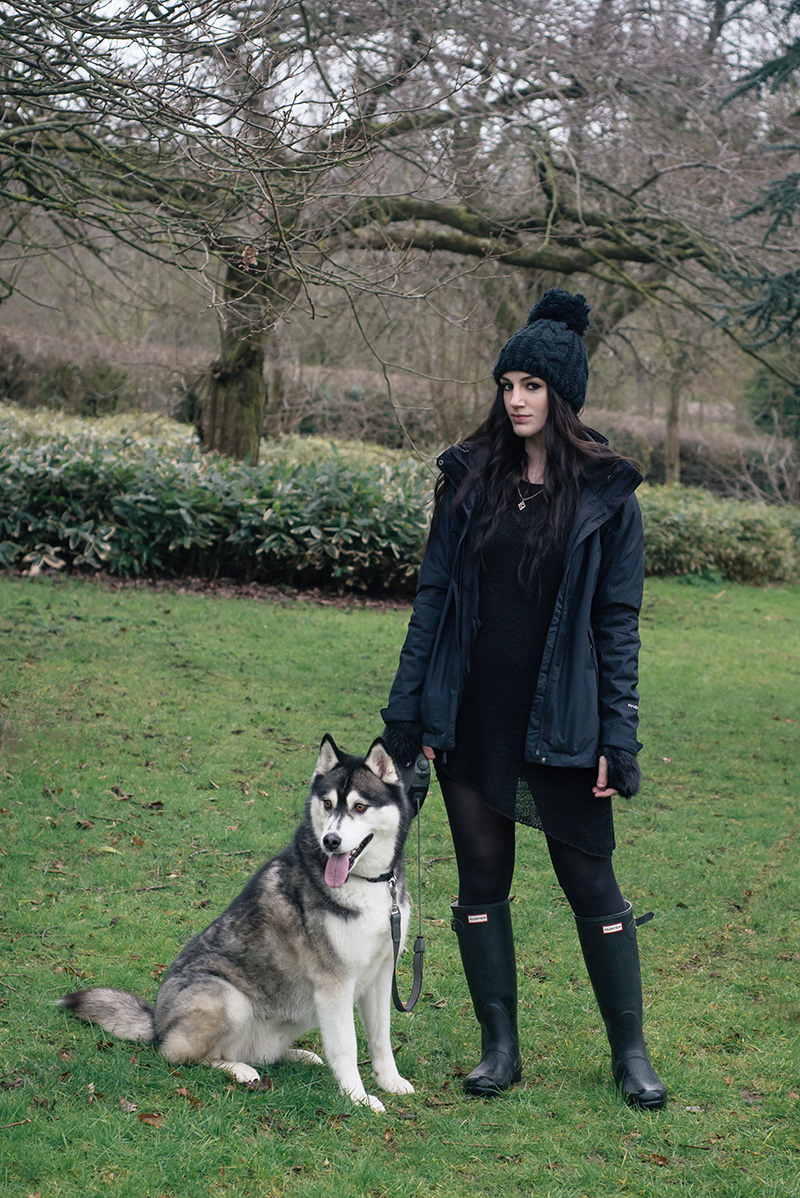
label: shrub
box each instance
[1,405,797,592]
[0,339,133,416]
[639,484,798,584]
[598,409,800,503]
[0,408,433,593]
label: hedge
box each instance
[638,484,798,584]
[0,415,433,595]
[1,406,798,591]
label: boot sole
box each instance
[623,1090,667,1111]
[463,1066,523,1097]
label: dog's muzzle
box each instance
[323,834,373,888]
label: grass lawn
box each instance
[1,573,798,1198]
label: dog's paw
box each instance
[345,1088,386,1113]
[378,1074,415,1096]
[283,1048,324,1067]
[212,1060,261,1085]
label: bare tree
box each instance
[2,0,797,459]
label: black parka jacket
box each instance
[381,441,644,768]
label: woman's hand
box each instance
[592,754,618,798]
[422,745,436,760]
[597,746,641,797]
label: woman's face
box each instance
[501,372,549,440]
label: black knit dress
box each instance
[437,483,616,858]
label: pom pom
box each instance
[527,288,591,336]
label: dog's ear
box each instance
[314,734,340,779]
[364,738,401,785]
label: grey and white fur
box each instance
[62,736,415,1113]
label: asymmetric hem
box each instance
[437,485,616,858]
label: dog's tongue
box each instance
[324,853,350,888]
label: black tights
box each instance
[439,772,625,918]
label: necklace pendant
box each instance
[517,498,526,510]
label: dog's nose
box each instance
[323,833,341,852]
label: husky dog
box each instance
[62,736,415,1113]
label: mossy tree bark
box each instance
[196,261,271,464]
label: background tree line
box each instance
[1,0,799,488]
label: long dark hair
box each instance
[435,384,630,585]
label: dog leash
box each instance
[390,753,429,1013]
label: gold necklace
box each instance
[516,480,542,511]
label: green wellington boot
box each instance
[575,901,667,1110]
[450,899,523,1097]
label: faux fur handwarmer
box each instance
[381,720,424,770]
[601,746,641,798]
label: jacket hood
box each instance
[436,442,472,488]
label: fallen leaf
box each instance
[119,1098,137,1113]
[248,1077,274,1091]
[138,1111,164,1127]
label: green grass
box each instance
[1,573,799,1198]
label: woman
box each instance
[381,289,666,1110]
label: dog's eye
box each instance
[353,802,367,813]
[322,798,333,811]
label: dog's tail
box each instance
[61,988,155,1043]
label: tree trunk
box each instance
[665,364,683,484]
[198,262,270,464]
[264,341,286,440]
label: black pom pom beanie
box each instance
[492,288,591,412]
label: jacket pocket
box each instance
[587,631,598,679]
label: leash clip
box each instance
[389,874,403,947]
